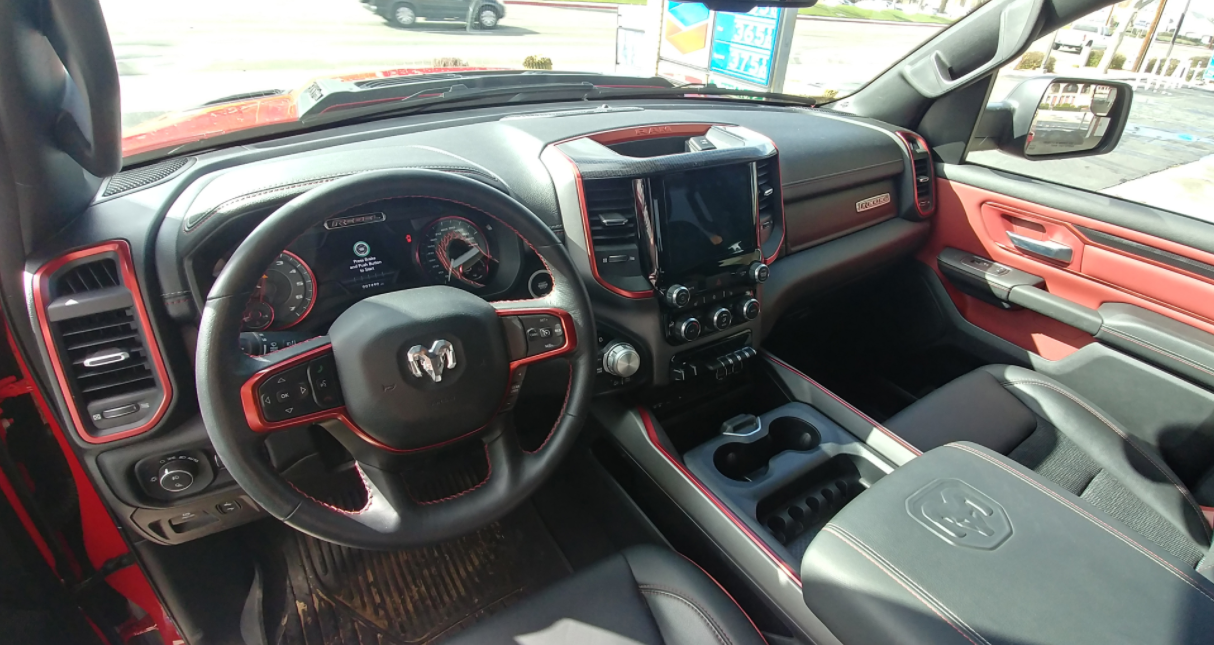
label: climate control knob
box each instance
[735,298,760,321]
[665,284,692,308]
[748,261,770,284]
[674,317,702,342]
[710,307,733,331]
[603,342,642,378]
[158,457,200,493]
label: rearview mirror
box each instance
[972,76,1133,160]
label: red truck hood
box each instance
[122,67,492,158]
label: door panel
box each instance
[921,176,1214,360]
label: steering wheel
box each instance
[196,169,595,549]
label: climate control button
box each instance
[709,307,732,331]
[665,284,692,308]
[735,298,760,321]
[674,317,702,342]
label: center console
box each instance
[801,443,1214,645]
[542,123,785,391]
[683,403,894,568]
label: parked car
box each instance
[361,0,506,29]
[1054,20,1112,51]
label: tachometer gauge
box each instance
[417,217,494,289]
[239,251,316,331]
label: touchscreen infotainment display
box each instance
[654,163,757,281]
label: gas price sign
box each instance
[709,7,781,86]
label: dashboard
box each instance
[22,98,935,546]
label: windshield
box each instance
[103,0,986,160]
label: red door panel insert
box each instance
[922,179,1214,360]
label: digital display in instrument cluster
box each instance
[316,213,414,293]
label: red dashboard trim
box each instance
[557,150,654,299]
[587,123,713,146]
[31,241,174,444]
[637,406,802,586]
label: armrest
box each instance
[801,442,1214,645]
[1096,303,1214,390]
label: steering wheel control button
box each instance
[710,307,733,331]
[520,314,565,356]
[258,364,319,421]
[308,356,343,409]
[602,342,641,378]
[158,457,200,493]
[500,366,528,412]
[665,284,692,308]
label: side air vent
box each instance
[755,157,781,246]
[35,245,170,443]
[581,178,647,294]
[56,259,119,294]
[101,157,190,198]
[55,309,156,405]
[897,131,935,216]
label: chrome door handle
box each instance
[1006,232,1073,263]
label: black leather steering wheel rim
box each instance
[196,169,595,549]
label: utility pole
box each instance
[1159,0,1193,70]
[1134,0,1169,72]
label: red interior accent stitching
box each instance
[524,362,573,455]
[820,526,982,645]
[947,444,1214,604]
[999,379,1209,536]
[677,553,770,645]
[416,444,493,505]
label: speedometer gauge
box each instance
[417,217,494,289]
[239,251,316,330]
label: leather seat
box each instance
[444,545,767,645]
[886,364,1213,567]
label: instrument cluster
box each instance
[208,198,547,333]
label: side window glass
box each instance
[966,4,1214,222]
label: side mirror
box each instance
[972,76,1133,160]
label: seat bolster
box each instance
[983,365,1212,550]
[623,545,768,645]
[885,369,1038,454]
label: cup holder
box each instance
[713,417,821,481]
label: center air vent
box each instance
[581,178,648,295]
[755,158,781,247]
[585,178,637,244]
[36,244,170,443]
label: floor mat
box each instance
[268,503,570,645]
